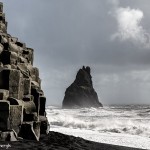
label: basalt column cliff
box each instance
[62,66,103,108]
[0,3,49,141]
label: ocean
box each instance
[46,105,150,149]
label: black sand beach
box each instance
[0,131,146,150]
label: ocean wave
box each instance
[46,106,150,138]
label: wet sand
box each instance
[0,131,146,150]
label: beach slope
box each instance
[1,131,146,150]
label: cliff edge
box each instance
[0,3,49,141]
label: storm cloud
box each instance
[1,0,150,105]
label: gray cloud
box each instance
[2,0,150,105]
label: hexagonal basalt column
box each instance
[10,105,23,134]
[0,100,10,131]
[0,69,24,99]
[19,121,41,141]
[0,2,3,13]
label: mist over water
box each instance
[46,105,150,138]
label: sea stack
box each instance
[0,3,49,141]
[62,66,102,108]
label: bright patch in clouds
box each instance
[114,8,143,40]
[111,2,150,48]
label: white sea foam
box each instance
[50,125,150,149]
[46,105,150,149]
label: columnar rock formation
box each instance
[0,3,49,141]
[62,66,103,108]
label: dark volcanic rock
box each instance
[0,3,49,141]
[62,66,102,108]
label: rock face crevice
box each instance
[0,3,49,141]
[62,66,103,108]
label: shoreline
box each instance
[50,126,150,149]
[1,131,146,150]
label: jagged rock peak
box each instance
[74,66,93,88]
[62,66,103,108]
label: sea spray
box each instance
[46,105,150,137]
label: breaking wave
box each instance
[46,105,150,137]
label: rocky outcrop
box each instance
[0,3,49,141]
[62,66,102,108]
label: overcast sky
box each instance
[2,0,150,106]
